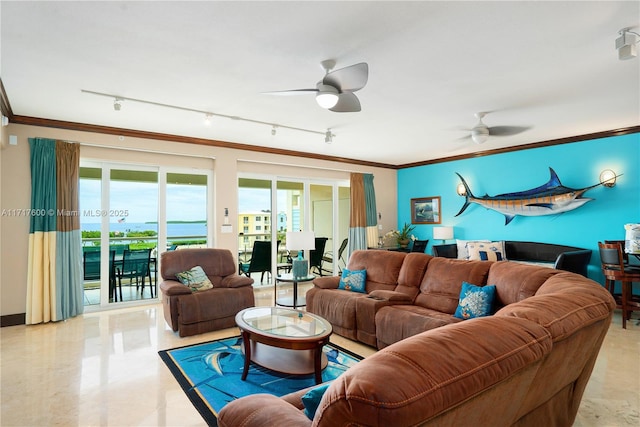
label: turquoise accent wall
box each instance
[397,133,640,282]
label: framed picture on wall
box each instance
[411,196,441,224]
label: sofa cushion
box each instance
[175,265,213,292]
[346,250,406,292]
[375,305,461,348]
[338,269,367,293]
[415,258,492,314]
[467,241,506,261]
[454,282,496,319]
[301,382,331,419]
[305,288,366,340]
[488,262,560,307]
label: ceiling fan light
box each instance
[315,84,339,109]
[471,126,489,144]
[316,92,339,109]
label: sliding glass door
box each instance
[238,174,348,285]
[80,162,212,308]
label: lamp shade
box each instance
[433,226,454,241]
[625,223,640,254]
[286,231,316,251]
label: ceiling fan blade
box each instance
[262,89,318,96]
[323,63,368,92]
[329,92,361,112]
[489,126,531,136]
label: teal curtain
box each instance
[348,173,378,258]
[26,138,83,324]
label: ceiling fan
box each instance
[263,60,368,112]
[464,112,530,144]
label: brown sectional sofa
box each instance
[218,249,615,426]
[159,248,255,337]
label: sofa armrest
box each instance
[432,243,458,258]
[369,290,414,303]
[220,274,254,288]
[159,280,192,296]
[313,276,340,289]
[553,249,592,277]
[218,393,312,427]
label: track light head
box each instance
[204,114,212,126]
[616,28,639,60]
[271,125,277,136]
[325,129,333,144]
[113,98,122,111]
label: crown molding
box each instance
[7,113,639,170]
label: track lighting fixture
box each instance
[325,129,333,144]
[82,89,334,144]
[616,28,639,60]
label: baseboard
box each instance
[1,313,26,327]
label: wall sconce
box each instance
[599,169,617,188]
[456,183,467,196]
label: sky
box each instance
[80,180,283,224]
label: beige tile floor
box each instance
[1,283,638,426]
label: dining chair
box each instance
[411,239,429,253]
[598,241,640,329]
[117,248,153,301]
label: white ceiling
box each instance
[2,1,639,166]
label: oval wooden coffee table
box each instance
[235,307,333,384]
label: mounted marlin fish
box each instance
[455,167,610,225]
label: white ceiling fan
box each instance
[263,60,368,112]
[464,112,530,144]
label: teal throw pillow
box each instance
[175,265,213,292]
[338,269,366,293]
[454,282,496,320]
[301,382,331,420]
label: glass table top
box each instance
[237,307,331,339]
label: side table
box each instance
[275,273,316,309]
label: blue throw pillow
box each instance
[454,282,496,320]
[301,382,331,420]
[338,269,366,293]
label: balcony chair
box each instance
[598,241,640,329]
[239,240,275,283]
[309,237,329,276]
[83,249,117,300]
[322,238,348,275]
[117,248,153,301]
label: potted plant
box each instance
[395,222,416,248]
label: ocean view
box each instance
[81,222,207,238]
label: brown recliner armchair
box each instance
[159,248,255,337]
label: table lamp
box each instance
[286,231,315,278]
[624,223,640,254]
[433,226,454,244]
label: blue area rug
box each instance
[159,335,362,426]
